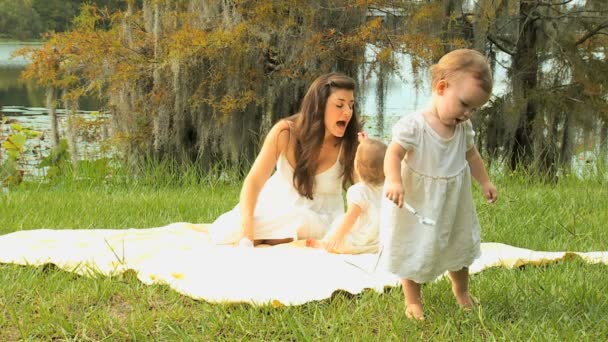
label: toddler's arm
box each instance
[323,204,362,253]
[384,142,407,208]
[466,146,497,203]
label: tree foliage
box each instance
[0,0,132,40]
[16,0,608,179]
[399,0,608,178]
[0,0,42,40]
[19,0,402,171]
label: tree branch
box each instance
[535,0,574,6]
[576,20,608,46]
[488,34,515,55]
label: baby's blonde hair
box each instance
[356,138,387,186]
[430,49,493,94]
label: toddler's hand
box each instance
[482,182,498,203]
[324,235,344,253]
[385,182,404,208]
[357,131,368,142]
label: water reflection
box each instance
[0,66,45,108]
[0,43,100,110]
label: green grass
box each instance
[1,174,607,340]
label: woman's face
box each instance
[324,88,354,139]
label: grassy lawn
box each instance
[1,175,607,340]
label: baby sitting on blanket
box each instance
[307,138,387,254]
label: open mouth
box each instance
[336,120,347,129]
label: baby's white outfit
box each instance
[323,182,383,254]
[381,112,481,283]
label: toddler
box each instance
[383,49,498,320]
[308,138,387,254]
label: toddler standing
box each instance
[383,49,498,320]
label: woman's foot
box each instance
[405,303,425,321]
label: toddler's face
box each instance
[435,73,490,126]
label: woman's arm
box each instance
[239,121,291,241]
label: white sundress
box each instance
[381,112,481,283]
[209,146,345,244]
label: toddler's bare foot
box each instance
[405,303,425,321]
[454,292,475,311]
[306,239,322,248]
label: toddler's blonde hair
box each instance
[430,49,493,94]
[356,138,387,186]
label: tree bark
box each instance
[63,94,79,168]
[509,1,539,171]
[559,112,572,172]
[45,87,59,147]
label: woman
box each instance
[209,72,363,246]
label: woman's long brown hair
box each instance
[287,72,361,199]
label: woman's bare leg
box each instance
[260,238,294,246]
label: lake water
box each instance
[1,43,110,178]
[0,43,101,111]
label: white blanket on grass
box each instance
[1,222,607,306]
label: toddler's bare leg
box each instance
[401,279,424,320]
[448,267,474,310]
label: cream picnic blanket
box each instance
[1,222,607,306]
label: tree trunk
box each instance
[45,87,59,147]
[63,95,79,168]
[601,120,607,153]
[150,1,170,156]
[509,1,539,171]
[375,63,387,138]
[559,112,572,173]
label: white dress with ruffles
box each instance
[381,112,481,283]
[209,146,345,244]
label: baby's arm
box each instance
[384,142,407,208]
[323,204,362,253]
[466,146,497,203]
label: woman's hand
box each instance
[238,237,254,248]
[238,217,255,247]
[385,181,405,208]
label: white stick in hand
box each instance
[403,201,436,226]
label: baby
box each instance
[307,138,387,254]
